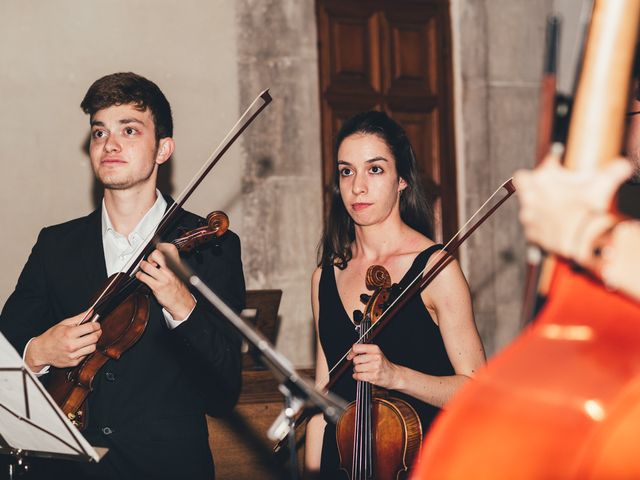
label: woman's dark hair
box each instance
[80,72,173,142]
[318,111,433,269]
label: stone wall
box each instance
[453,0,553,354]
[0,0,580,365]
[235,0,323,366]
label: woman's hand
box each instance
[348,343,401,390]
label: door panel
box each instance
[317,0,457,242]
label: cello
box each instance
[412,1,640,478]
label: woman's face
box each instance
[337,133,407,227]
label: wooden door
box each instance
[316,0,457,241]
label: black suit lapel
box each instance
[79,208,109,294]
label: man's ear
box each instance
[156,137,175,165]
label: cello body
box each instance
[412,1,640,478]
[414,261,640,478]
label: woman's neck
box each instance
[352,218,413,262]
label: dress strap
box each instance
[398,244,445,290]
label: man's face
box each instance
[89,103,171,191]
[625,85,640,180]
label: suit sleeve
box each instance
[0,229,55,354]
[171,231,245,417]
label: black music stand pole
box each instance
[165,257,346,480]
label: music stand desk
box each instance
[0,333,106,467]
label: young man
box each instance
[0,72,244,479]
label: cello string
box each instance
[324,178,514,380]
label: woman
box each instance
[304,111,486,478]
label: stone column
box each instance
[453,0,553,354]
[236,0,322,366]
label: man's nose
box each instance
[104,134,121,152]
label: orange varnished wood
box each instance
[412,1,640,478]
[47,291,150,428]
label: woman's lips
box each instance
[352,203,372,211]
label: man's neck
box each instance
[103,186,159,237]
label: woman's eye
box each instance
[339,168,353,177]
[370,165,383,174]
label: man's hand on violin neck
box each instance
[135,243,196,321]
[26,311,101,371]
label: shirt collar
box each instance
[101,189,167,242]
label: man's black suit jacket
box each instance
[0,204,245,479]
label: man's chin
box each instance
[98,178,131,190]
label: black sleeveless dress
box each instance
[318,245,455,478]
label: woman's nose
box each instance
[352,173,367,194]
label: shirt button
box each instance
[105,372,116,382]
[102,426,113,435]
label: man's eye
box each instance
[339,168,352,177]
[92,130,106,139]
[124,127,137,135]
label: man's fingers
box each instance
[72,343,97,360]
[72,321,101,338]
[156,242,179,259]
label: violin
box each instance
[46,90,272,428]
[412,2,640,478]
[172,211,229,253]
[336,265,422,480]
[47,211,230,428]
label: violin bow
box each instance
[324,178,516,388]
[83,90,272,323]
[272,177,515,451]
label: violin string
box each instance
[353,322,362,478]
[365,377,370,477]
[364,320,371,477]
[324,179,514,383]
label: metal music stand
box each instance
[165,256,347,480]
[0,333,107,478]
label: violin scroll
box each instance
[365,264,392,290]
[360,265,393,329]
[172,211,229,252]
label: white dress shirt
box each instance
[100,190,193,328]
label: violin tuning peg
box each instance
[360,293,371,304]
[353,310,363,324]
